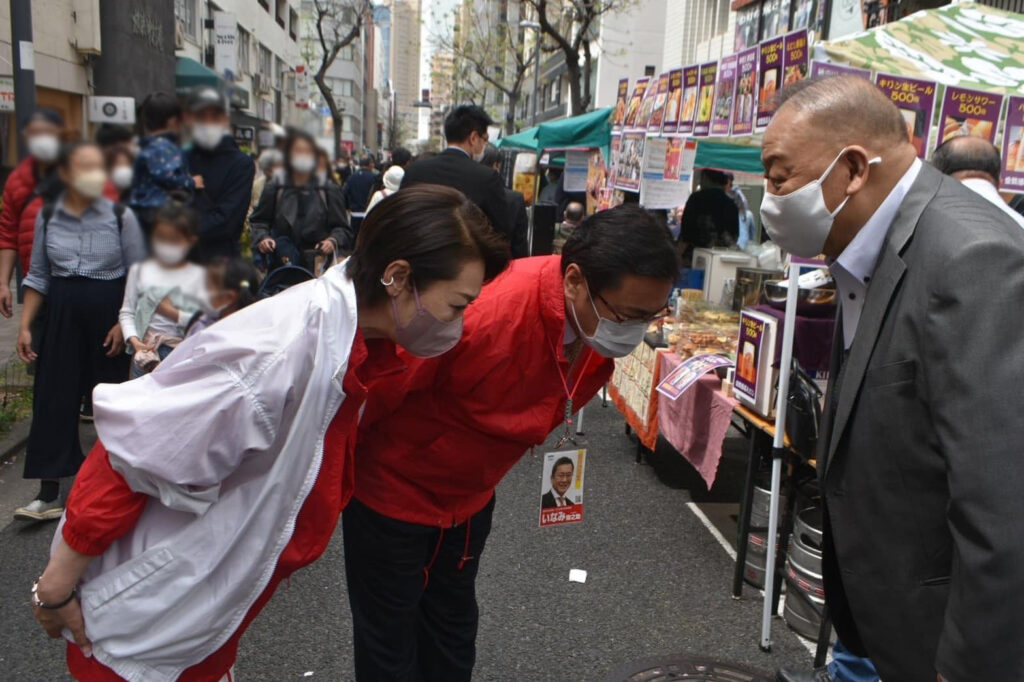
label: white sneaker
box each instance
[13,498,64,521]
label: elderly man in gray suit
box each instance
[761,75,1024,682]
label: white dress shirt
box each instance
[960,177,1024,229]
[830,159,922,348]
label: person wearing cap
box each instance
[0,108,66,318]
[365,164,404,214]
[184,86,255,262]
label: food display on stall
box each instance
[656,300,740,360]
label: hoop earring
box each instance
[380,275,395,287]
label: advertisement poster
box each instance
[213,11,238,79]
[585,149,608,215]
[791,0,816,30]
[756,37,785,130]
[640,138,689,210]
[735,6,760,52]
[608,134,621,188]
[612,78,630,131]
[664,137,684,181]
[734,309,777,416]
[614,132,646,193]
[732,48,758,136]
[648,72,672,134]
[760,0,789,43]
[938,86,1003,146]
[512,152,538,205]
[662,69,684,133]
[999,96,1024,192]
[693,61,718,137]
[711,55,738,137]
[636,74,661,130]
[809,61,871,80]
[783,30,809,90]
[539,449,585,527]
[563,149,590,193]
[678,66,700,135]
[656,354,735,401]
[874,72,937,159]
[828,0,866,41]
[623,77,650,130]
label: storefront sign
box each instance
[783,30,809,90]
[662,69,684,134]
[693,61,718,137]
[732,48,758,136]
[612,78,629,132]
[1000,96,1024,192]
[809,61,871,80]
[295,65,310,108]
[259,97,275,122]
[88,96,136,124]
[0,77,15,112]
[756,37,784,130]
[711,55,738,137]
[213,11,238,80]
[648,72,671,134]
[232,125,255,146]
[874,72,937,159]
[623,77,650,130]
[938,86,1003,147]
[678,66,700,136]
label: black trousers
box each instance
[343,495,496,682]
[24,277,128,480]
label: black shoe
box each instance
[775,667,833,682]
[80,397,93,423]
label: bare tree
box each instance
[432,1,532,134]
[303,0,372,156]
[524,0,635,115]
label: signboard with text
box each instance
[662,69,684,134]
[874,72,937,159]
[938,86,1003,147]
[756,37,784,130]
[732,48,758,136]
[711,55,738,136]
[213,11,237,80]
[678,66,700,136]
[1000,96,1024,193]
[693,61,718,137]
[612,78,629,131]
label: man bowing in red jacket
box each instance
[346,204,680,681]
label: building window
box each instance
[276,0,287,28]
[274,56,284,89]
[259,0,269,10]
[259,44,273,79]
[290,9,299,40]
[238,28,251,74]
[339,80,354,97]
[340,44,356,61]
[175,0,197,40]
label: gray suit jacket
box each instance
[818,163,1024,682]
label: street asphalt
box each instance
[0,394,818,681]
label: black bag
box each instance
[783,359,823,460]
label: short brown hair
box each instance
[347,184,510,306]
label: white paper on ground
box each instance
[569,569,588,583]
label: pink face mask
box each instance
[391,285,464,358]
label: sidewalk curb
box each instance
[0,417,31,464]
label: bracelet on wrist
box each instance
[31,577,77,610]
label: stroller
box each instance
[256,237,337,298]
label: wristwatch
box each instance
[31,578,77,610]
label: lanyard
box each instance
[545,332,593,449]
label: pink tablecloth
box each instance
[656,353,738,489]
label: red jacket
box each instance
[62,333,401,681]
[355,256,614,527]
[0,157,44,275]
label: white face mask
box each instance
[760,147,881,258]
[153,240,190,265]
[71,169,107,200]
[192,123,227,151]
[27,134,60,162]
[291,154,316,175]
[111,165,134,190]
[570,287,649,359]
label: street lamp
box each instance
[520,20,542,126]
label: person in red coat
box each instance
[346,204,681,681]
[0,108,65,318]
[29,186,510,681]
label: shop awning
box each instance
[497,108,613,154]
[694,140,765,175]
[175,57,222,96]
[497,126,539,150]
[818,2,1024,94]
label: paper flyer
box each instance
[656,354,735,401]
[614,131,645,193]
[783,30,809,90]
[664,136,684,181]
[539,449,585,528]
[809,61,871,80]
[512,152,537,205]
[635,73,661,130]
[678,65,700,136]
[755,36,784,130]
[612,78,630,132]
[874,72,937,159]
[732,48,758,136]
[711,55,738,137]
[563,149,590,193]
[623,77,650,130]
[938,86,1003,147]
[693,61,718,137]
[639,137,690,210]
[648,72,671,134]
[662,69,684,133]
[1000,96,1024,193]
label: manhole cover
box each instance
[600,654,773,682]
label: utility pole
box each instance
[10,0,36,159]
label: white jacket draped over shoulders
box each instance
[53,263,360,682]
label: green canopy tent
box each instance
[175,57,223,97]
[497,107,613,158]
[497,126,539,150]
[817,1,1024,94]
[694,140,764,175]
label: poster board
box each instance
[783,30,809,90]
[614,132,646,193]
[732,48,758,136]
[1000,96,1024,193]
[623,78,650,130]
[874,72,937,159]
[734,309,778,417]
[564,149,590,192]
[756,37,784,130]
[639,137,693,210]
[648,72,672,135]
[711,55,738,137]
[938,86,1003,147]
[678,66,700,136]
[693,61,718,137]
[612,78,630,132]
[662,69,684,134]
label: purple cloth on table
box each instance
[657,353,738,489]
[753,304,835,375]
